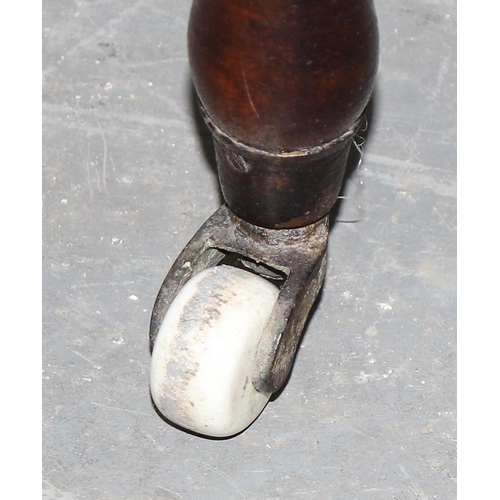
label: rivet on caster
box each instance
[149,0,379,438]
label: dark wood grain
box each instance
[189,0,378,152]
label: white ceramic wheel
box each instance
[150,265,279,437]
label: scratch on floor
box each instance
[363,153,456,198]
[96,120,109,199]
[125,57,188,68]
[42,479,77,500]
[83,142,93,198]
[69,280,137,289]
[91,401,151,417]
[157,485,182,498]
[370,151,455,173]
[43,102,191,132]
[433,205,454,232]
[202,463,248,500]
[399,465,430,500]
[71,350,102,370]
[347,426,378,440]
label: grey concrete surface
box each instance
[43,0,456,498]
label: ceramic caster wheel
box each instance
[150,265,280,437]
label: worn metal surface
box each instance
[43,0,456,498]
[150,205,329,394]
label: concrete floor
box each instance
[43,0,456,498]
